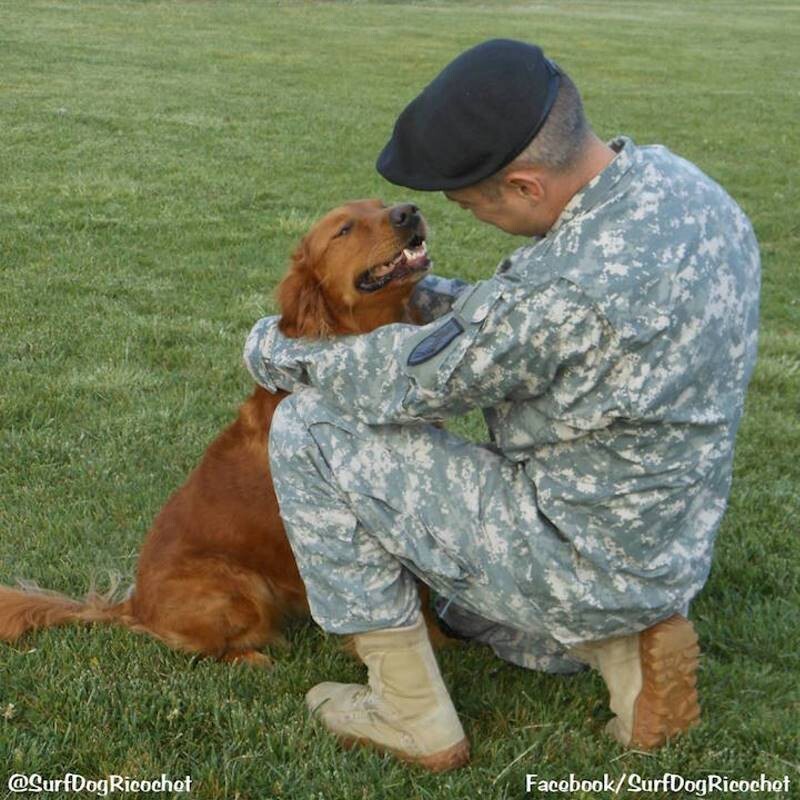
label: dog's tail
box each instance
[0,577,136,642]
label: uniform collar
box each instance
[545,135,637,236]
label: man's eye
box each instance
[336,223,353,237]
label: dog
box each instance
[0,199,444,666]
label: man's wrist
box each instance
[244,316,284,392]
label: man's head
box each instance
[377,40,613,237]
[443,72,593,236]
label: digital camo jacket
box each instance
[245,137,760,645]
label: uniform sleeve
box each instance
[244,277,615,425]
[407,273,473,323]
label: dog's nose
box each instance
[389,203,420,229]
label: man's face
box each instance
[444,178,554,238]
[444,170,560,236]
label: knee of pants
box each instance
[268,387,344,471]
[268,391,312,471]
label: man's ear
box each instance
[276,238,335,339]
[504,169,546,204]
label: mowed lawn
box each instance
[1,1,798,798]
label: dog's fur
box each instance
[0,200,444,666]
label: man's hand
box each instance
[244,316,312,394]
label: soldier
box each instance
[245,39,760,771]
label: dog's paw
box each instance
[220,650,274,669]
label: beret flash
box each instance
[376,39,561,191]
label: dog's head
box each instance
[276,199,431,338]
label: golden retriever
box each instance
[0,199,445,666]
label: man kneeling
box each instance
[245,40,760,770]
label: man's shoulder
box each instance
[498,140,758,343]
[633,142,744,217]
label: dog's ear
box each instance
[276,238,335,339]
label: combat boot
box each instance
[305,613,469,772]
[570,614,701,749]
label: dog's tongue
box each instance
[371,253,404,278]
[402,242,428,268]
[359,241,429,292]
[372,242,428,277]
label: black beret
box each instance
[376,39,561,191]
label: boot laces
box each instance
[351,684,377,709]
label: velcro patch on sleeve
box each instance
[406,318,465,366]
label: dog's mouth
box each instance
[355,235,431,293]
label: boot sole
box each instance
[338,734,470,773]
[631,614,701,749]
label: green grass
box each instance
[1,1,798,798]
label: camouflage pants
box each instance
[268,389,681,674]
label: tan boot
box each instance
[305,614,469,772]
[570,614,701,749]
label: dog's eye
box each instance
[335,222,353,238]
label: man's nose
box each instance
[389,203,420,229]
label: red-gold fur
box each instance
[0,200,447,666]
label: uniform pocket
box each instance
[402,280,505,394]
[344,492,479,586]
[451,279,503,323]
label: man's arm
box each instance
[407,273,473,323]
[244,277,614,426]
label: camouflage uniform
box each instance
[244,137,760,672]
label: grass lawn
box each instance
[1,1,798,798]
